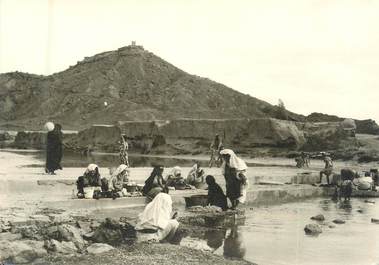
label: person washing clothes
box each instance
[220,149,248,209]
[142,166,167,199]
[186,163,205,187]
[205,175,227,211]
[108,164,129,197]
[76,164,102,198]
[135,193,179,242]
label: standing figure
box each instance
[119,134,129,167]
[45,123,63,175]
[319,153,333,185]
[301,152,310,167]
[209,134,223,168]
[220,149,248,209]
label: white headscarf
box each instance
[136,193,173,230]
[112,164,128,177]
[85,164,98,173]
[171,166,181,177]
[219,149,247,171]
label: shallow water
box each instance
[181,198,379,265]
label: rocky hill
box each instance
[0,44,304,131]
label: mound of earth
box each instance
[0,44,302,131]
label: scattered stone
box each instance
[29,214,51,225]
[310,214,325,221]
[86,243,114,254]
[91,218,136,246]
[357,209,364,213]
[304,224,322,235]
[48,213,73,223]
[56,224,86,250]
[19,225,45,241]
[45,239,78,254]
[332,219,346,224]
[328,224,336,229]
[371,218,379,224]
[364,200,375,204]
[76,220,92,234]
[0,240,47,264]
[0,232,22,241]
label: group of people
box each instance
[76,163,130,199]
[318,152,379,201]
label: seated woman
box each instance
[142,166,166,199]
[166,166,187,190]
[186,163,205,187]
[135,192,179,242]
[206,175,227,211]
[76,164,102,198]
[108,164,129,196]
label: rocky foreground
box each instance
[0,206,253,265]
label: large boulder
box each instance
[86,243,114,254]
[0,240,47,264]
[44,239,78,254]
[46,224,86,250]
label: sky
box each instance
[0,0,378,122]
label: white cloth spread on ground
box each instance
[219,149,249,203]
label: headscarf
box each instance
[86,164,98,173]
[112,164,128,177]
[219,149,247,171]
[170,166,181,177]
[135,193,172,230]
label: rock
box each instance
[76,220,92,234]
[310,214,325,221]
[0,232,22,241]
[328,224,336,228]
[304,224,322,235]
[29,215,51,225]
[56,224,86,250]
[0,240,47,264]
[18,225,45,241]
[364,200,375,204]
[357,209,364,213]
[91,218,136,246]
[86,243,114,254]
[45,239,78,254]
[371,218,379,224]
[48,213,73,223]
[332,219,346,224]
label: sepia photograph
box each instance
[0,0,378,264]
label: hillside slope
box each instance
[0,45,303,130]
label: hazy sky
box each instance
[1,0,378,122]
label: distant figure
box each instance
[186,163,205,187]
[209,134,223,168]
[295,152,310,168]
[319,153,333,185]
[135,193,179,243]
[45,123,63,175]
[142,166,167,199]
[301,152,310,167]
[119,135,129,167]
[206,175,227,211]
[220,149,248,209]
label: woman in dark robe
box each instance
[206,175,227,211]
[219,149,248,210]
[45,123,63,174]
[142,165,166,199]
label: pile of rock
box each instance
[0,213,135,264]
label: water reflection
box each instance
[223,226,246,259]
[204,229,226,250]
[24,150,207,168]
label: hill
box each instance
[0,44,304,130]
